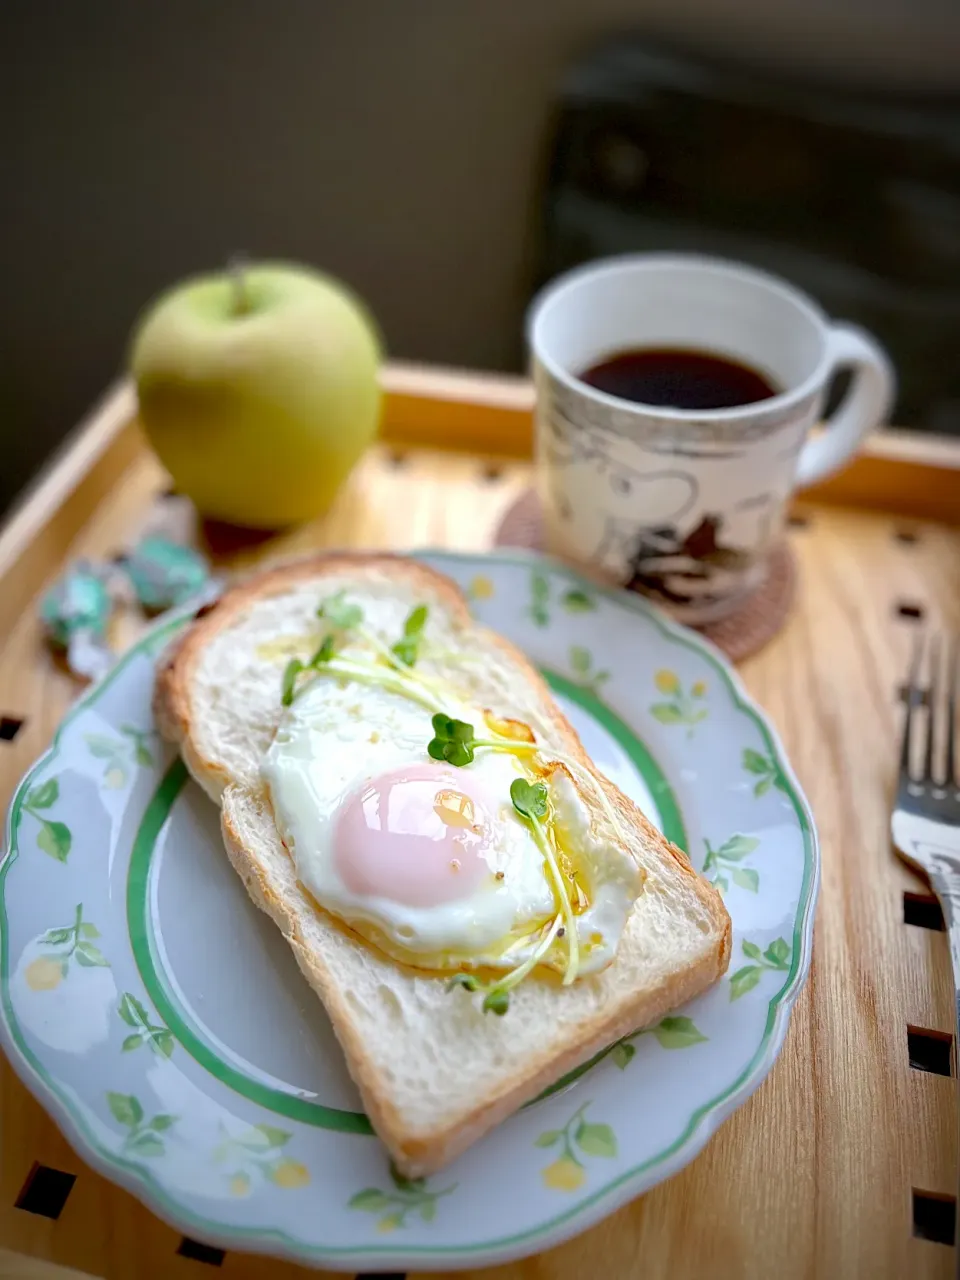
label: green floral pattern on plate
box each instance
[546,1015,709,1087]
[22,777,71,862]
[649,670,708,734]
[729,938,792,1000]
[349,1165,457,1231]
[702,834,761,894]
[536,1102,616,1192]
[214,1122,311,1194]
[24,904,107,989]
[529,570,597,627]
[118,992,175,1057]
[610,1016,708,1068]
[569,645,610,696]
[85,726,155,788]
[107,1091,177,1158]
[0,550,818,1271]
[742,748,790,797]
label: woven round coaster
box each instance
[494,488,796,663]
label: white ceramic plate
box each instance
[0,550,817,1272]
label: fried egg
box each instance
[261,674,642,976]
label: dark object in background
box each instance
[538,37,960,435]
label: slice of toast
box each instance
[154,552,730,1176]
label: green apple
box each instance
[130,262,382,528]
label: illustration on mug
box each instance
[623,514,753,610]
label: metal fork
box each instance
[891,634,960,1262]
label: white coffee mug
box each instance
[528,254,894,624]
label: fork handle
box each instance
[929,860,960,1268]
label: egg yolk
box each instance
[333,764,497,907]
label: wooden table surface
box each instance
[0,378,958,1279]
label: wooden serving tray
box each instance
[0,364,958,1280]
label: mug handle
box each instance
[795,323,895,489]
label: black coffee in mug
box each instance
[580,347,779,411]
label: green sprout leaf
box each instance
[122,1035,143,1052]
[534,1129,562,1148]
[447,972,481,993]
[653,1016,708,1049]
[742,940,763,961]
[79,922,100,939]
[26,779,59,810]
[730,965,762,1001]
[405,605,427,634]
[391,637,417,666]
[317,591,363,631]
[575,1121,617,1158]
[420,1200,437,1222]
[107,1092,143,1129]
[431,714,473,742]
[754,776,772,796]
[482,989,510,1016]
[428,740,473,766]
[427,714,476,766]
[765,938,790,968]
[309,635,336,666]
[281,658,303,706]
[510,778,548,822]
[448,914,565,1015]
[392,604,429,666]
[85,734,119,759]
[148,1114,176,1132]
[611,1040,636,1069]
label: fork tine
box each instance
[924,635,940,783]
[901,632,924,779]
[948,637,958,787]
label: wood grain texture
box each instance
[0,384,958,1280]
[0,1246,101,1279]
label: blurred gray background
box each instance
[2,0,958,513]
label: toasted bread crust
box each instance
[155,551,731,1176]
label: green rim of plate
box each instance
[0,549,818,1265]
[124,669,686,1132]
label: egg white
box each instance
[262,672,642,974]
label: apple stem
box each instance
[228,253,250,316]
